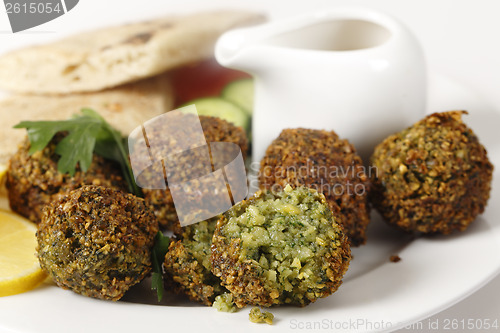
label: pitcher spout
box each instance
[215,25,269,73]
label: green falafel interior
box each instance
[249,307,274,325]
[163,217,230,305]
[211,185,351,308]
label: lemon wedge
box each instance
[0,210,47,297]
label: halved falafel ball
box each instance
[138,115,248,231]
[370,111,494,234]
[6,134,127,223]
[211,185,351,308]
[163,217,229,305]
[36,185,159,301]
[259,128,371,246]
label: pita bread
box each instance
[0,74,174,164]
[0,11,264,94]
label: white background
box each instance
[0,1,499,332]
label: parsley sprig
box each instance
[14,108,142,197]
[151,231,171,302]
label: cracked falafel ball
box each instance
[6,134,128,223]
[163,217,229,305]
[211,185,351,308]
[36,185,159,301]
[259,128,371,246]
[370,111,493,234]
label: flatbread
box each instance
[0,10,264,94]
[0,74,174,164]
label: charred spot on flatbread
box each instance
[122,32,155,45]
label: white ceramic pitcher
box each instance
[215,8,426,163]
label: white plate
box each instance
[0,68,499,332]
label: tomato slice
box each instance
[171,58,251,106]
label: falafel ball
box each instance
[6,134,128,223]
[163,217,229,305]
[211,185,351,308]
[370,111,494,234]
[36,185,159,301]
[259,128,371,246]
[138,115,248,231]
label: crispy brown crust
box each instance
[211,195,272,308]
[163,238,227,305]
[6,135,127,223]
[36,185,159,301]
[211,188,351,308]
[211,233,271,307]
[370,111,494,234]
[259,128,371,246]
[141,115,248,231]
[163,218,227,305]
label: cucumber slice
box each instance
[221,79,254,115]
[184,97,250,131]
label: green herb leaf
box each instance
[151,231,171,302]
[55,122,100,175]
[151,272,164,302]
[14,108,142,197]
